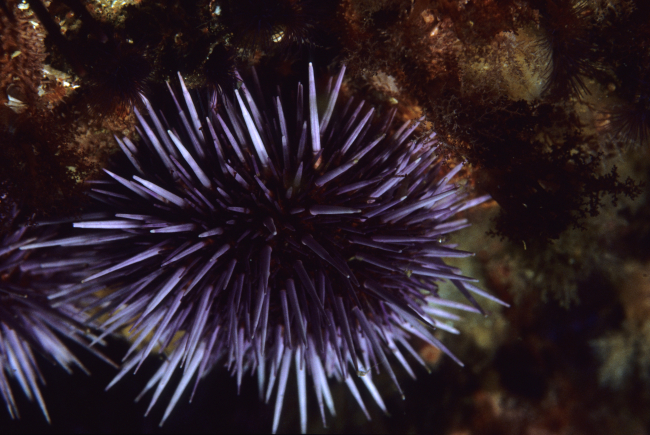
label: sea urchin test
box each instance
[24,64,504,432]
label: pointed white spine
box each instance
[308,63,321,156]
[178,72,205,142]
[235,89,270,169]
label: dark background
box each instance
[0,335,469,434]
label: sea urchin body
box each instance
[28,64,500,431]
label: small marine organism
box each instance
[30,64,501,432]
[0,206,114,422]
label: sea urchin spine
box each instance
[26,64,503,431]
[1,207,114,422]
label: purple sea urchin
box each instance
[0,206,113,422]
[30,64,501,431]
